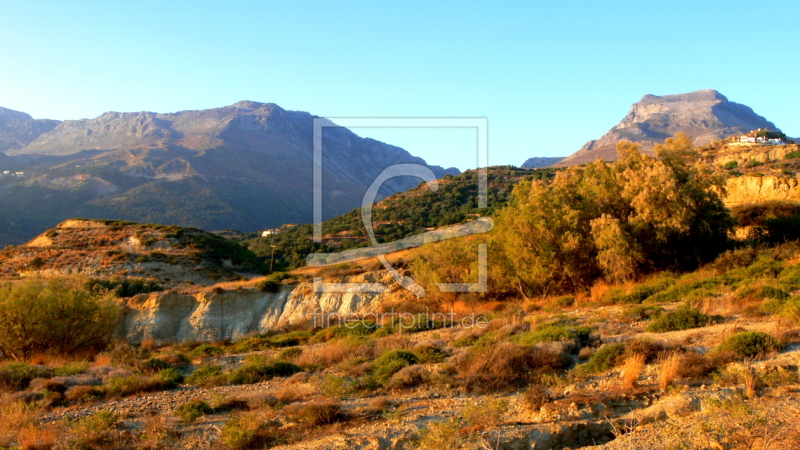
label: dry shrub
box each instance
[287,372,311,384]
[0,401,42,447]
[578,346,595,361]
[461,398,508,432]
[374,334,413,353]
[659,352,682,391]
[387,365,428,389]
[625,339,668,363]
[677,351,729,380]
[364,396,392,415]
[294,337,374,369]
[220,410,281,450]
[65,385,104,403]
[590,282,613,304]
[284,400,344,426]
[92,354,113,366]
[455,342,568,391]
[621,354,646,390]
[744,365,759,399]
[141,337,155,351]
[274,385,316,404]
[28,379,67,395]
[17,425,56,450]
[417,418,464,450]
[240,392,279,410]
[139,414,178,449]
[523,384,552,412]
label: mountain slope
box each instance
[557,90,778,166]
[0,102,459,245]
[0,107,60,153]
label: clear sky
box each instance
[1,0,797,171]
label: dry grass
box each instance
[621,354,646,390]
[92,354,113,366]
[16,425,56,450]
[659,352,683,391]
[293,338,375,368]
[744,364,759,399]
[0,402,43,447]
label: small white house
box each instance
[261,229,280,237]
[740,136,757,143]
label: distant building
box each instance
[261,228,280,237]
[738,135,785,145]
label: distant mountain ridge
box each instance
[0,107,60,153]
[557,90,779,166]
[0,102,459,245]
[520,157,564,169]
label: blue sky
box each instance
[0,0,797,171]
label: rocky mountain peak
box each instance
[555,90,778,166]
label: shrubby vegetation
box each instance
[0,277,121,360]
[244,167,553,270]
[413,135,734,298]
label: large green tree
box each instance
[0,277,122,360]
[493,134,733,296]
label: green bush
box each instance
[228,361,302,385]
[579,343,626,374]
[759,286,790,301]
[333,321,379,337]
[156,368,185,388]
[256,279,280,293]
[54,361,90,377]
[646,309,718,332]
[277,347,302,360]
[105,375,162,397]
[174,399,212,424]
[783,298,800,324]
[512,323,595,348]
[189,344,225,359]
[0,363,54,392]
[186,364,224,385]
[414,346,448,363]
[552,295,575,307]
[723,161,739,170]
[717,331,780,358]
[139,358,172,374]
[372,350,420,385]
[0,277,121,360]
[785,150,800,159]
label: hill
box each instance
[0,102,458,246]
[244,166,557,269]
[0,218,264,288]
[557,90,778,166]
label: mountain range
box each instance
[555,90,781,166]
[0,102,459,246]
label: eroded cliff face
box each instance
[724,176,800,207]
[123,271,406,344]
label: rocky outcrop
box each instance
[723,176,800,207]
[558,90,778,166]
[122,271,405,344]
